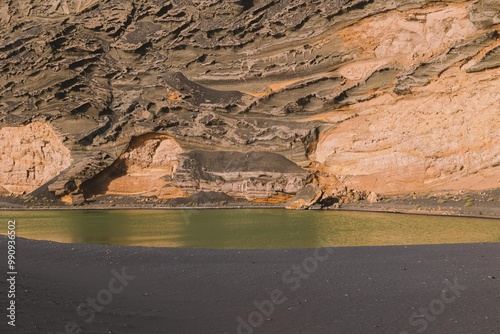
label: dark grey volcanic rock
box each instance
[171,150,310,200]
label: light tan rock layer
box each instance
[312,66,500,194]
[83,133,185,198]
[0,122,71,194]
[304,1,500,195]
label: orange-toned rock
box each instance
[83,134,184,199]
[0,122,71,195]
[312,66,500,195]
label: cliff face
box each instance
[0,0,499,203]
[310,1,500,195]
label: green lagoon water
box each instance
[1,209,500,248]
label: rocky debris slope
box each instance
[0,0,499,206]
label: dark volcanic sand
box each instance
[1,236,500,333]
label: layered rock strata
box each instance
[0,0,498,205]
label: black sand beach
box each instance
[1,236,500,333]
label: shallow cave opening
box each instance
[241,0,254,11]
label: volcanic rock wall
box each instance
[0,0,499,202]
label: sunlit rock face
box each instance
[82,134,185,198]
[0,122,71,194]
[312,67,500,194]
[311,2,500,194]
[0,0,498,201]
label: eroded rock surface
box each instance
[0,0,499,204]
[82,133,184,198]
[0,122,71,194]
[172,150,309,201]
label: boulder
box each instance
[286,184,323,210]
[366,191,379,204]
[70,194,86,206]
